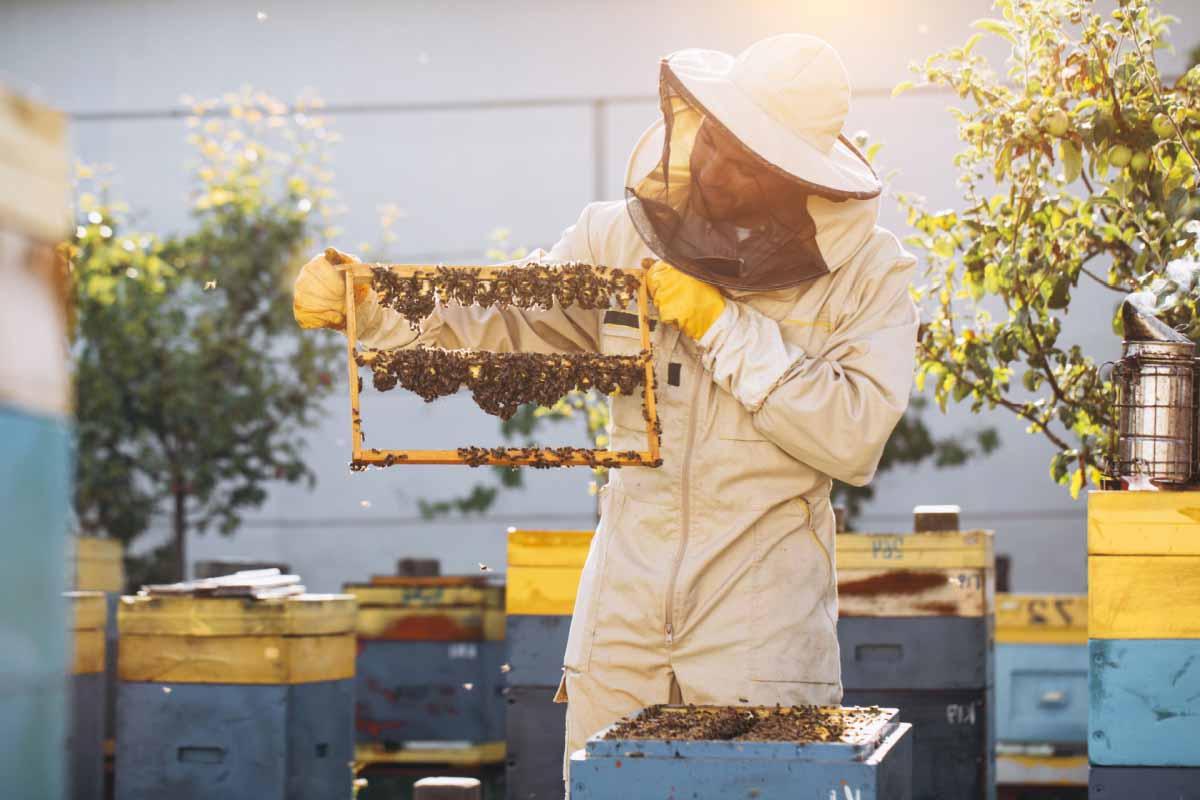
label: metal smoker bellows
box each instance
[1111,302,1198,485]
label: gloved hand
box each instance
[293,248,371,331]
[645,260,726,340]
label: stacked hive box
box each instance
[505,530,593,800]
[69,536,124,767]
[346,576,506,767]
[66,591,107,800]
[115,593,357,800]
[569,705,913,799]
[0,85,72,798]
[837,525,996,800]
[994,593,1089,790]
[1087,492,1200,797]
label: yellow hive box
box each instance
[71,537,124,593]
[507,530,593,616]
[67,591,107,676]
[995,593,1087,645]
[835,530,994,569]
[836,531,995,618]
[1089,491,1200,639]
[118,594,357,684]
[345,577,504,641]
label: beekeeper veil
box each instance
[626,35,883,292]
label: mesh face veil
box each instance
[626,62,876,292]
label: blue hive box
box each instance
[114,593,357,800]
[66,591,107,800]
[346,576,505,766]
[1089,764,1200,797]
[506,529,592,800]
[570,705,912,800]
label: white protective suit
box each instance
[347,32,920,789]
[352,189,919,770]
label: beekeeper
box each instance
[295,32,917,776]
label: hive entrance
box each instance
[333,253,661,469]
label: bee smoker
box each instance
[1110,301,1199,487]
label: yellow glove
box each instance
[293,248,371,331]
[645,260,726,340]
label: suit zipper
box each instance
[665,362,703,647]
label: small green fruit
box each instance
[1130,151,1151,172]
[1109,144,1133,167]
[1044,109,1069,137]
[1152,113,1175,139]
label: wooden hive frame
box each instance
[335,261,660,467]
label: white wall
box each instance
[4,0,1197,592]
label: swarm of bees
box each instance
[359,348,650,421]
[454,446,662,469]
[370,262,642,330]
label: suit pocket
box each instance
[750,498,841,684]
[562,491,625,672]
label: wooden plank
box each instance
[1089,555,1200,639]
[835,530,993,569]
[0,87,69,242]
[344,582,496,608]
[1088,490,1200,556]
[836,567,993,617]
[636,271,660,463]
[995,754,1088,787]
[1089,638,1200,766]
[350,447,657,467]
[354,741,506,766]
[333,261,642,279]
[118,594,357,636]
[507,529,593,568]
[995,593,1087,644]
[118,632,357,684]
[344,270,364,459]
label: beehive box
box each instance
[346,577,505,765]
[1088,764,1200,797]
[505,530,592,800]
[841,688,991,800]
[505,529,592,687]
[114,593,357,800]
[0,86,72,800]
[570,705,912,799]
[994,593,1088,748]
[68,537,124,755]
[1088,492,1200,768]
[66,591,106,800]
[836,530,995,800]
[505,685,568,800]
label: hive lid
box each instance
[585,705,899,762]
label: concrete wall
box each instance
[4,0,1197,592]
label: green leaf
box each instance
[1060,139,1082,183]
[972,18,1017,45]
[1069,468,1084,499]
[892,80,916,98]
